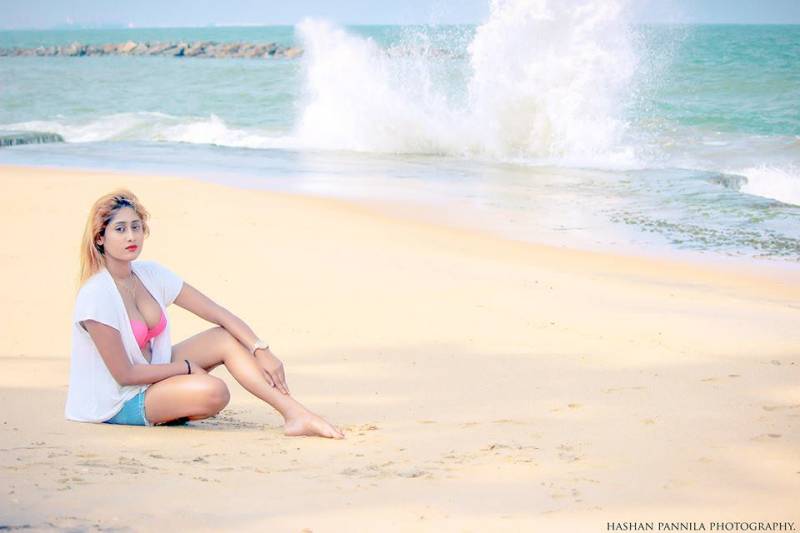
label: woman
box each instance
[64,189,345,439]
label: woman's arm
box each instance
[173,282,262,352]
[173,282,289,394]
[83,320,191,386]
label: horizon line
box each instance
[3,21,800,32]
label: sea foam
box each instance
[0,112,287,149]
[294,0,638,165]
[737,165,800,207]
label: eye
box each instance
[115,226,124,232]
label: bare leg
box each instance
[145,374,230,425]
[171,326,344,439]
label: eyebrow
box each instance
[113,220,142,225]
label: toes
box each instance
[320,421,342,439]
[284,415,344,439]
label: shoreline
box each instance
[3,161,799,281]
[1,163,798,531]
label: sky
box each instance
[1,0,799,30]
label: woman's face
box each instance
[97,206,144,261]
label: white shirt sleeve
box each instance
[153,262,184,306]
[73,281,119,333]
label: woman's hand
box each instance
[255,348,290,395]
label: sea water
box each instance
[1,0,798,262]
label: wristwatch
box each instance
[251,338,270,355]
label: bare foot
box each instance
[284,411,345,439]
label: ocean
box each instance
[1,3,798,263]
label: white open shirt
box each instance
[65,260,184,423]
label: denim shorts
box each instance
[104,389,152,427]
[103,389,190,427]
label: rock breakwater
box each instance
[0,131,65,147]
[0,41,304,59]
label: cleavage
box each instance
[128,278,160,328]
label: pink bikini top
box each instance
[131,310,167,349]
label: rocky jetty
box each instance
[0,41,304,60]
[0,131,65,147]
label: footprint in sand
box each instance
[762,404,800,412]
[751,433,782,442]
[339,461,424,480]
[397,468,428,478]
[193,476,212,482]
[491,419,527,426]
[604,386,646,394]
[474,442,540,465]
[702,374,742,381]
[436,449,477,466]
[341,423,379,435]
[115,455,166,474]
[47,451,71,459]
[118,456,145,466]
[483,443,512,452]
[556,444,582,463]
[76,452,98,459]
[75,459,106,470]
[542,481,582,502]
[196,412,264,430]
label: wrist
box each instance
[176,360,191,375]
[251,338,270,356]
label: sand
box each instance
[1,164,798,532]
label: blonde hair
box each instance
[78,189,150,288]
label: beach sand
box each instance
[1,164,798,532]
